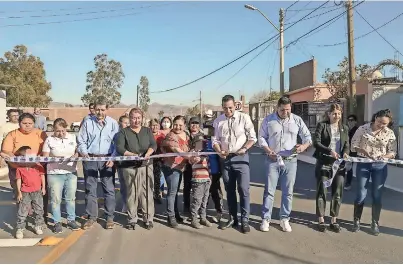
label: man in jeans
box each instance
[77,98,119,230]
[212,95,257,233]
[258,96,312,232]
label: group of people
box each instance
[0,94,396,239]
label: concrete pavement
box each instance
[0,147,403,263]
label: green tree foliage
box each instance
[158,110,164,119]
[81,54,124,107]
[138,76,150,112]
[0,45,52,107]
[186,104,200,116]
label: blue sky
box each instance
[0,1,402,106]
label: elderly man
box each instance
[33,107,46,131]
[77,98,119,230]
[258,96,312,233]
[212,95,257,233]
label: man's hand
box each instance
[294,144,307,154]
[17,192,22,203]
[218,150,228,159]
[70,153,79,159]
[236,147,247,156]
[41,187,46,196]
[105,161,114,168]
[190,156,201,164]
[80,153,90,159]
[330,150,340,159]
[266,150,278,161]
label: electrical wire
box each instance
[314,11,403,47]
[287,3,336,12]
[285,0,300,11]
[284,0,364,49]
[0,2,176,27]
[285,1,313,23]
[0,3,167,20]
[150,1,329,94]
[0,3,133,14]
[356,9,403,57]
[284,5,344,25]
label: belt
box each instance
[88,154,111,157]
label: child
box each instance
[15,146,46,239]
[189,135,212,229]
[204,125,224,223]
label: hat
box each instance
[205,109,213,118]
[189,116,200,124]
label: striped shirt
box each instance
[191,156,210,182]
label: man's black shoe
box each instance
[220,218,238,230]
[241,222,250,233]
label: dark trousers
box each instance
[221,153,250,222]
[153,159,162,198]
[315,162,345,218]
[16,191,45,229]
[183,163,192,212]
[83,161,116,221]
[209,173,223,213]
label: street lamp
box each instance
[244,4,285,96]
[0,84,19,109]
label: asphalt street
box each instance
[0,147,403,263]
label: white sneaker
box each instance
[15,229,24,239]
[260,219,270,232]
[35,226,43,235]
[280,219,292,232]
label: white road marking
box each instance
[0,238,41,247]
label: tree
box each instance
[249,90,281,103]
[81,54,124,107]
[158,110,164,119]
[186,104,200,116]
[138,76,150,112]
[0,45,52,107]
[322,56,374,99]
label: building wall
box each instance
[287,85,332,103]
[289,59,316,92]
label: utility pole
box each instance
[269,75,273,100]
[346,0,356,114]
[279,8,285,96]
[136,85,140,107]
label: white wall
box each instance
[0,90,6,127]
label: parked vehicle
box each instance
[70,121,81,132]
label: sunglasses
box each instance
[191,122,199,125]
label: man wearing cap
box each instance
[183,116,204,215]
[212,95,257,233]
[204,109,214,128]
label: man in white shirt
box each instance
[0,109,20,144]
[212,95,257,233]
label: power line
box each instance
[0,2,176,27]
[287,3,336,12]
[285,1,313,22]
[355,9,403,57]
[284,0,364,49]
[213,38,278,91]
[285,0,300,11]
[314,11,403,47]
[0,3,133,14]
[0,3,164,19]
[284,4,344,25]
[150,1,329,94]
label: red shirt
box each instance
[16,165,45,193]
[154,131,166,148]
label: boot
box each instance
[175,212,184,223]
[371,204,381,236]
[352,202,364,232]
[168,216,178,228]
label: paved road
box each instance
[1,147,403,263]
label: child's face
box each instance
[119,118,129,129]
[19,149,33,156]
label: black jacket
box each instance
[313,121,349,164]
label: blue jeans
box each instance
[355,162,387,206]
[160,171,165,191]
[83,161,116,221]
[262,158,297,221]
[117,168,127,208]
[161,166,182,217]
[47,173,78,223]
[221,153,250,222]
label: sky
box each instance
[0,1,403,107]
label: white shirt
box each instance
[42,133,78,174]
[212,111,257,153]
